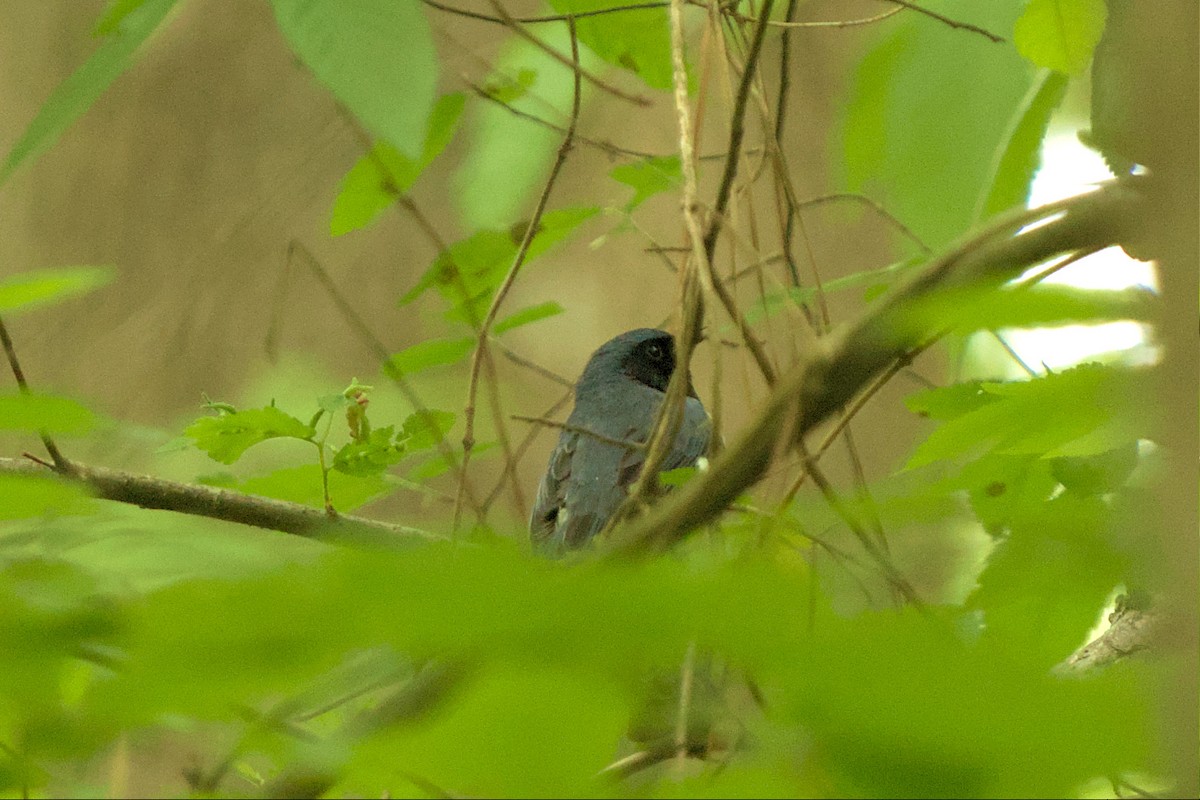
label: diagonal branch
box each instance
[605,179,1142,555]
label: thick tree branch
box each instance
[0,457,434,550]
[605,179,1143,556]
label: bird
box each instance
[530,328,711,556]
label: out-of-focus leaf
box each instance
[1014,0,1107,75]
[976,69,1069,220]
[400,410,456,452]
[0,475,94,520]
[0,0,178,185]
[184,406,315,465]
[455,30,602,228]
[547,0,672,89]
[743,256,923,326]
[838,2,1034,249]
[386,337,474,377]
[969,494,1124,666]
[0,267,116,314]
[483,67,537,104]
[237,463,392,511]
[271,0,437,158]
[93,0,152,34]
[905,381,995,421]
[493,301,564,335]
[351,665,628,797]
[896,284,1156,336]
[0,393,97,434]
[400,208,596,321]
[330,93,466,236]
[1051,443,1139,496]
[609,155,680,210]
[333,426,405,478]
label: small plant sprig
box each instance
[183,379,454,515]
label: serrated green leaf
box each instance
[609,155,680,210]
[333,426,405,478]
[0,475,95,520]
[330,94,466,237]
[1014,0,1107,75]
[0,267,116,315]
[906,364,1145,469]
[905,381,994,421]
[493,302,564,335]
[0,393,97,435]
[386,337,475,377]
[184,406,315,465]
[401,410,456,452]
[237,463,392,511]
[976,69,1069,220]
[0,0,178,185]
[271,0,437,159]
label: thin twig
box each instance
[881,0,1004,42]
[0,315,70,472]
[486,0,649,106]
[511,414,645,451]
[456,16,583,530]
[0,457,435,549]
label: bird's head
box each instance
[578,328,698,398]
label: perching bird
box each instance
[530,328,711,556]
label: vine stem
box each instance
[454,16,582,532]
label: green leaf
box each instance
[333,426,406,478]
[455,30,602,228]
[330,94,466,237]
[386,337,475,377]
[897,284,1156,336]
[483,68,537,104]
[905,381,994,421]
[1014,0,1107,75]
[0,0,178,185]
[270,0,437,158]
[546,0,672,89]
[400,410,456,452]
[976,69,1069,220]
[0,475,94,520]
[401,208,596,321]
[838,2,1035,249]
[905,364,1146,469]
[493,302,564,335]
[969,494,1124,666]
[0,267,116,315]
[0,393,97,435]
[92,0,153,35]
[1051,444,1138,496]
[237,463,392,511]
[184,406,315,465]
[609,155,681,211]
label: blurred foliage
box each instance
[0,0,1181,797]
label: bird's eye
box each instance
[646,343,664,360]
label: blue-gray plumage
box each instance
[530,328,710,556]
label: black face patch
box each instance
[622,335,676,392]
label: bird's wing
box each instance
[529,429,578,553]
[663,400,712,472]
